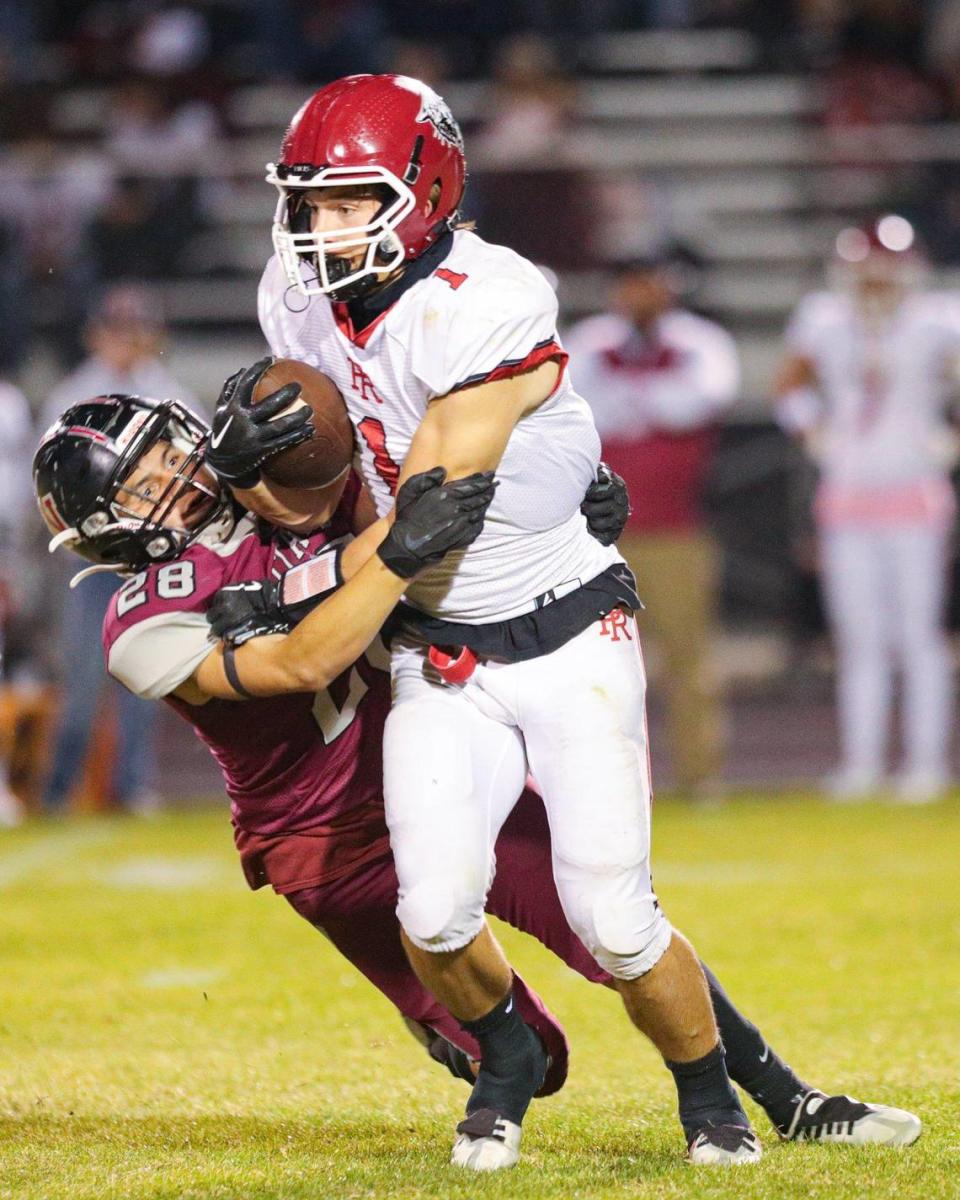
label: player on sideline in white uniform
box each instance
[248,75,922,1168]
[776,216,960,804]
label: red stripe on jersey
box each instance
[331,301,393,349]
[451,339,569,393]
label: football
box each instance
[252,358,355,490]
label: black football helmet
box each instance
[33,393,227,573]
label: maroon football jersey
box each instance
[101,478,393,890]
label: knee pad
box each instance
[396,877,485,953]
[584,875,673,980]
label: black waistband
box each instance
[392,561,641,663]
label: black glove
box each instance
[206,356,314,488]
[207,580,286,647]
[377,468,496,579]
[581,462,630,546]
[207,543,345,646]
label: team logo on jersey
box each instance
[416,91,464,151]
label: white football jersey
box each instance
[785,290,960,489]
[259,230,617,623]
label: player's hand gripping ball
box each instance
[207,357,354,491]
[251,358,355,489]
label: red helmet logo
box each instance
[266,74,466,297]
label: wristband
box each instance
[223,643,256,699]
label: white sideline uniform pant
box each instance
[821,521,954,782]
[384,614,673,980]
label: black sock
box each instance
[460,987,546,1126]
[665,1042,749,1142]
[701,961,810,1132]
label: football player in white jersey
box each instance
[776,216,960,803]
[245,75,921,1168]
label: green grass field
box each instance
[1,795,958,1200]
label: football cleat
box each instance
[687,1124,762,1165]
[779,1090,922,1146]
[451,1108,522,1171]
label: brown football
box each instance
[251,358,355,490]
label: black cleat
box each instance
[779,1090,922,1146]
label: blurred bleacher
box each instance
[16,19,960,409]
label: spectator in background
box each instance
[471,36,592,269]
[473,34,576,165]
[40,286,196,817]
[566,254,738,800]
[775,216,960,804]
[98,78,217,276]
[0,375,33,827]
[250,0,387,81]
[0,99,110,365]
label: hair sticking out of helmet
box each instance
[33,394,226,581]
[266,74,467,299]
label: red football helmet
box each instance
[831,214,925,316]
[266,74,467,298]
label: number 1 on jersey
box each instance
[357,417,401,496]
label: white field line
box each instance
[141,967,226,988]
[98,856,229,890]
[0,825,120,888]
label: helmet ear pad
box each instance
[288,194,313,238]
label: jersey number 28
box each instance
[116,562,197,617]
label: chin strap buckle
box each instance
[428,643,477,685]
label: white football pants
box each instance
[384,613,673,980]
[821,521,954,783]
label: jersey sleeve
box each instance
[102,549,226,700]
[411,263,568,399]
[258,256,295,358]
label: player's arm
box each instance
[773,352,823,438]
[401,360,560,481]
[352,360,561,564]
[189,552,408,698]
[182,469,495,701]
[195,463,629,682]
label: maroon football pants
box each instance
[284,787,609,1093]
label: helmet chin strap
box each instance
[48,528,81,553]
[68,562,127,589]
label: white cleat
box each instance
[781,1091,922,1146]
[823,769,882,804]
[687,1125,762,1165]
[890,771,948,807]
[450,1109,522,1171]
